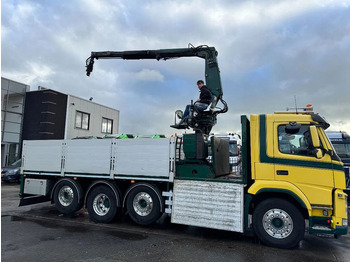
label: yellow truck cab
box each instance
[245,112,348,247]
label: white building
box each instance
[65,94,119,139]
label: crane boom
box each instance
[86,45,223,100]
[86,45,228,134]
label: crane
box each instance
[86,44,228,134]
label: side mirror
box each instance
[314,148,323,159]
[309,126,320,148]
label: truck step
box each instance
[311,226,333,232]
[162,191,173,214]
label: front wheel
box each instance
[87,185,118,223]
[253,198,305,249]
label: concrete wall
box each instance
[65,95,119,139]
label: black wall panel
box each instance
[22,90,68,140]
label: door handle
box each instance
[277,170,289,175]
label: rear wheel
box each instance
[53,179,83,215]
[87,185,118,223]
[253,198,305,249]
[126,184,162,225]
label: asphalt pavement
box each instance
[1,183,350,262]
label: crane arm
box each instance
[86,44,228,134]
[86,45,223,101]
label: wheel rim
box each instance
[133,192,153,216]
[262,208,293,239]
[93,193,110,216]
[58,186,74,206]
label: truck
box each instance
[326,131,350,201]
[19,45,348,249]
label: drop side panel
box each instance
[114,138,171,178]
[65,139,112,174]
[22,140,63,172]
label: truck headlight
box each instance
[7,168,20,175]
[343,219,348,227]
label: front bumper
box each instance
[1,173,20,182]
[334,225,348,235]
[309,217,348,236]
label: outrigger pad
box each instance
[211,137,230,177]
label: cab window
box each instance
[278,125,316,156]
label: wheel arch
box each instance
[50,178,83,204]
[123,183,164,212]
[250,189,310,219]
[84,180,121,208]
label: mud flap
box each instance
[19,195,50,207]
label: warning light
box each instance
[131,180,135,183]
[304,104,313,112]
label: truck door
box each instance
[273,122,334,206]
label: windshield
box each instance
[229,142,238,156]
[332,143,350,158]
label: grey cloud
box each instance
[2,0,350,135]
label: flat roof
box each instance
[26,88,119,112]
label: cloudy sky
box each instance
[2,0,350,136]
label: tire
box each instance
[253,198,305,249]
[126,184,162,225]
[53,179,84,215]
[87,185,118,223]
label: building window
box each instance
[75,111,90,130]
[102,117,113,134]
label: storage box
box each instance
[24,178,53,196]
